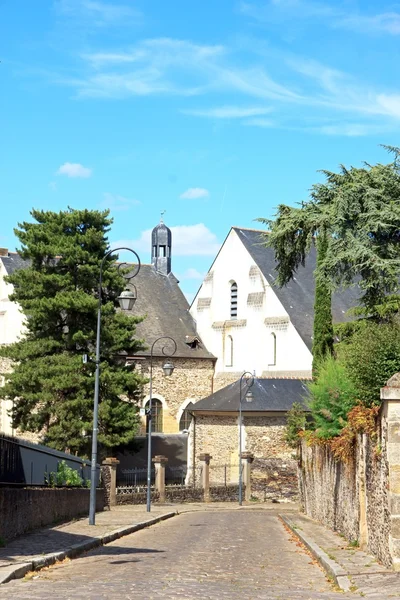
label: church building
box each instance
[190,226,359,387]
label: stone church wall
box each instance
[137,357,215,434]
[193,413,298,502]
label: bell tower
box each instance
[151,215,172,275]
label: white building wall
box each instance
[0,260,25,345]
[190,229,312,377]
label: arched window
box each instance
[269,332,277,366]
[179,408,192,431]
[145,398,163,432]
[230,282,238,318]
[225,335,233,367]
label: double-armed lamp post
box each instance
[89,247,140,526]
[146,336,177,513]
[238,371,254,506]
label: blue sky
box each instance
[1,0,400,301]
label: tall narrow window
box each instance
[230,282,238,318]
[179,409,192,431]
[225,335,233,367]
[145,399,163,432]
[269,332,277,366]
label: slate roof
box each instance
[0,252,214,360]
[0,252,30,275]
[191,377,310,413]
[126,265,215,360]
[233,227,361,351]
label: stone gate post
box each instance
[101,457,119,509]
[241,452,254,502]
[199,453,212,502]
[381,374,400,571]
[152,455,168,503]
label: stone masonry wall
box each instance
[194,413,298,501]
[299,433,392,567]
[0,487,104,542]
[138,357,215,433]
[299,376,400,570]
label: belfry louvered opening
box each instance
[230,281,238,318]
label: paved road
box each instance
[1,510,355,599]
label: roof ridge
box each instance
[232,226,269,234]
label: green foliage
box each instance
[312,234,333,374]
[338,321,400,406]
[0,208,146,456]
[307,356,358,439]
[258,148,400,320]
[45,460,83,487]
[285,402,307,448]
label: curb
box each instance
[279,514,353,593]
[0,511,177,586]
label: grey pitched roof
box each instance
[233,227,361,351]
[191,377,310,413]
[126,265,215,360]
[0,252,214,361]
[0,253,30,274]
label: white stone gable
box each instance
[190,228,312,377]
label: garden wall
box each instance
[0,487,104,542]
[299,374,400,570]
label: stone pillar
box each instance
[241,452,254,502]
[199,453,212,502]
[152,455,168,503]
[381,374,400,571]
[101,458,119,509]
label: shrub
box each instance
[45,460,83,487]
[338,321,400,407]
[285,402,307,448]
[307,356,358,439]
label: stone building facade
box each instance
[136,357,215,434]
[189,378,308,501]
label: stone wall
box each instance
[299,376,400,570]
[137,357,215,433]
[0,487,104,542]
[116,484,240,504]
[299,434,392,567]
[299,443,360,543]
[192,413,298,501]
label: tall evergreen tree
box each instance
[0,208,146,456]
[258,147,400,329]
[312,233,333,375]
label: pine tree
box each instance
[0,208,146,456]
[312,233,333,375]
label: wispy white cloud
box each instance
[182,105,273,118]
[241,1,400,36]
[54,0,141,26]
[56,162,92,178]
[100,192,140,211]
[180,188,209,200]
[113,223,220,257]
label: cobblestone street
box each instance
[0,510,355,600]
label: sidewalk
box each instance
[0,501,295,585]
[282,511,400,598]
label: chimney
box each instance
[0,248,8,257]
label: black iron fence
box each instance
[209,463,242,487]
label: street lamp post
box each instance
[238,371,254,506]
[89,247,141,526]
[146,336,177,513]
